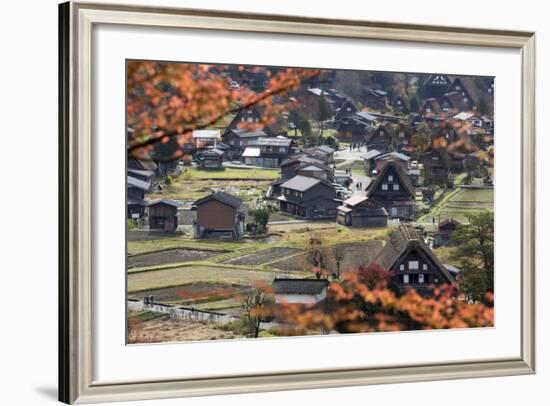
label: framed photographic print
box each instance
[59,1,536,404]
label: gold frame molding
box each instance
[59,1,536,404]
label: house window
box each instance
[393,184,399,191]
[408,261,419,270]
[279,147,286,153]
[419,274,425,284]
[426,108,431,113]
[382,184,388,191]
[346,107,351,111]
[229,140,235,146]
[403,274,409,284]
[423,263,428,270]
[399,131,405,138]
[463,97,468,103]
[399,264,404,271]
[388,175,393,182]
[247,117,253,123]
[456,85,461,90]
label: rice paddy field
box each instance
[127,221,393,318]
[437,187,494,223]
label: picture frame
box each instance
[59,1,536,404]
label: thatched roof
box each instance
[365,160,416,199]
[370,224,454,283]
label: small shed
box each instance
[336,195,388,228]
[272,278,329,305]
[197,148,224,169]
[147,199,181,232]
[435,218,461,246]
[192,130,221,149]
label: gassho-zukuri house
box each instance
[369,224,456,296]
[365,160,416,219]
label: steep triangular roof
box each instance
[451,77,481,104]
[365,160,416,198]
[370,225,454,283]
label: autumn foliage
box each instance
[268,265,494,336]
[127,61,320,161]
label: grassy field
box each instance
[182,167,279,180]
[128,264,306,293]
[147,167,276,204]
[127,236,248,255]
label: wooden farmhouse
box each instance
[372,151,410,174]
[127,175,151,219]
[365,124,396,152]
[128,157,158,175]
[280,155,331,181]
[336,112,376,142]
[421,149,450,186]
[272,278,329,305]
[302,145,336,164]
[278,175,338,219]
[365,160,416,219]
[222,129,271,160]
[421,98,443,116]
[421,74,452,98]
[196,148,224,169]
[434,218,461,247]
[226,106,265,130]
[448,77,481,110]
[242,136,293,168]
[148,199,181,232]
[439,91,470,114]
[334,98,358,121]
[453,112,485,128]
[363,149,383,175]
[193,192,245,239]
[127,168,155,182]
[370,224,456,296]
[297,165,331,181]
[336,195,388,227]
[361,87,389,110]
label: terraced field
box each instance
[223,247,301,266]
[127,220,393,322]
[128,248,224,269]
[438,187,494,223]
